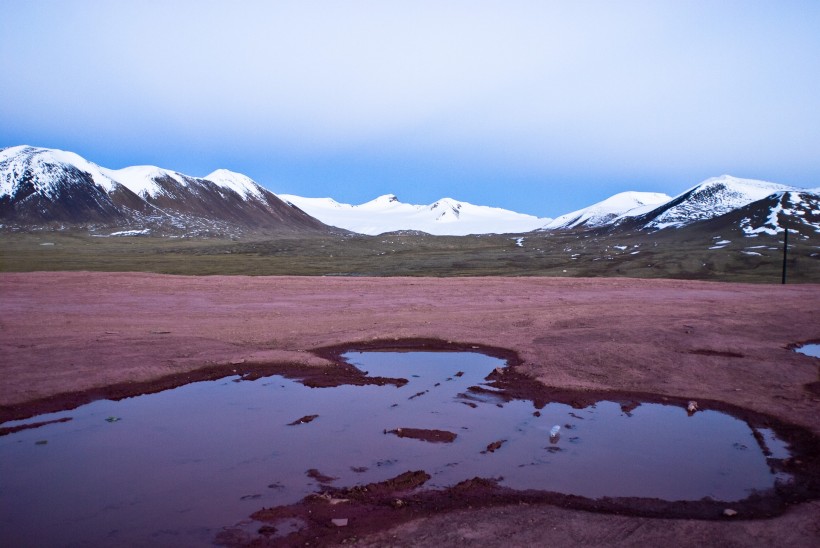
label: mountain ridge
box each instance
[1,145,818,237]
[542,191,672,230]
[536,174,818,237]
[0,145,331,235]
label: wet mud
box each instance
[385,427,458,443]
[224,463,815,548]
[0,416,72,436]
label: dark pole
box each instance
[781,226,788,284]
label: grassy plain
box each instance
[0,227,817,282]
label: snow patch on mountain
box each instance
[101,165,268,202]
[204,169,266,200]
[740,190,820,236]
[279,194,552,235]
[357,194,403,210]
[645,175,794,229]
[101,165,192,198]
[1,145,120,196]
[543,191,671,230]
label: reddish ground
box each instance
[1,272,819,546]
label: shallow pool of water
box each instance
[0,351,792,546]
[796,344,820,358]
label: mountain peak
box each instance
[101,165,190,198]
[641,175,796,229]
[0,144,37,161]
[1,145,119,196]
[204,169,265,200]
[698,174,790,191]
[543,191,671,230]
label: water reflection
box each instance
[0,351,793,547]
[795,344,820,358]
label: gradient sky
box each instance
[2,1,819,217]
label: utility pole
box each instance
[781,226,789,284]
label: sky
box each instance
[2,1,819,217]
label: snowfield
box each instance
[279,194,553,235]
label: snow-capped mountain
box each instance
[100,165,193,199]
[618,175,819,235]
[1,145,122,194]
[203,169,267,201]
[540,175,818,236]
[0,146,330,234]
[542,191,671,230]
[0,145,150,224]
[3,145,817,238]
[631,175,796,230]
[278,193,552,236]
[712,190,820,236]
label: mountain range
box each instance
[0,146,330,236]
[1,145,818,238]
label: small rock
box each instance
[331,518,349,527]
[306,468,338,483]
[257,525,277,536]
[314,493,350,505]
[687,401,699,414]
[288,414,319,426]
[482,439,506,454]
[723,508,738,517]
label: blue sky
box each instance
[2,1,819,217]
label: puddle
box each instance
[0,351,798,546]
[795,344,820,358]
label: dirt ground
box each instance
[1,272,819,546]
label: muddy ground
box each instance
[1,272,819,546]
